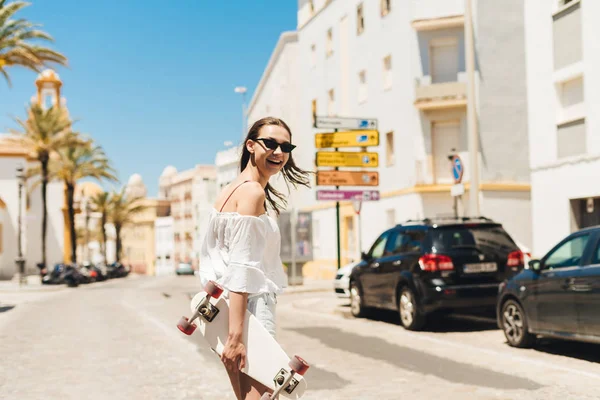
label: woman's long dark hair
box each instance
[240,117,311,215]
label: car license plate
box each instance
[463,262,497,273]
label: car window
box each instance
[429,225,517,256]
[592,238,600,265]
[545,234,590,269]
[385,231,408,256]
[385,230,425,255]
[369,232,389,259]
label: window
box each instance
[386,230,425,255]
[327,89,335,116]
[383,55,392,89]
[309,0,315,15]
[358,70,367,103]
[369,232,389,258]
[357,3,365,35]
[593,240,600,265]
[381,0,391,16]
[326,28,333,57]
[311,44,316,67]
[311,99,317,126]
[545,234,590,269]
[386,131,394,166]
[430,38,459,84]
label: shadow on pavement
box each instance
[290,326,542,391]
[531,338,600,364]
[0,305,16,313]
[339,303,499,333]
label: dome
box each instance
[128,173,144,186]
[35,69,62,88]
[161,165,177,178]
[76,182,103,199]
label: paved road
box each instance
[0,275,598,399]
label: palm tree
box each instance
[44,135,117,264]
[0,0,67,87]
[11,103,72,269]
[109,189,145,263]
[89,191,111,264]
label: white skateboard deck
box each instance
[190,292,307,399]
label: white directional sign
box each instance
[314,116,378,130]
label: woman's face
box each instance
[247,124,292,177]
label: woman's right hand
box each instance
[221,334,247,372]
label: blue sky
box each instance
[0,0,297,196]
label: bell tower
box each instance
[34,69,65,109]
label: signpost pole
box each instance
[290,207,297,285]
[335,128,341,271]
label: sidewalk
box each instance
[283,278,333,295]
[0,274,66,293]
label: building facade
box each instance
[155,216,174,276]
[278,0,532,278]
[121,174,170,275]
[525,0,600,255]
[160,165,216,269]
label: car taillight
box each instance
[419,254,454,272]
[507,251,524,268]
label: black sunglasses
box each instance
[254,138,296,153]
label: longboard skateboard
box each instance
[177,281,309,399]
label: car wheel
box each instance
[398,286,425,331]
[501,299,535,348]
[349,281,368,318]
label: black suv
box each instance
[349,217,524,330]
[497,226,600,348]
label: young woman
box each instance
[199,117,310,400]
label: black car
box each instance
[497,226,600,348]
[349,217,525,330]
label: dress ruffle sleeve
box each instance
[219,216,273,294]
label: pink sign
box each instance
[316,190,380,201]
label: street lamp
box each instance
[234,86,248,138]
[15,165,26,285]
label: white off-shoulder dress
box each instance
[198,208,288,337]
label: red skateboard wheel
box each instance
[177,316,197,335]
[205,281,224,298]
[289,355,309,376]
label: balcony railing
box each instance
[414,73,467,110]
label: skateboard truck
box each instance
[261,356,309,400]
[177,281,224,335]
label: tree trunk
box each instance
[101,213,108,263]
[67,182,77,264]
[40,156,49,269]
[115,224,121,263]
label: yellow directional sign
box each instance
[315,151,379,168]
[315,130,379,149]
[317,171,379,187]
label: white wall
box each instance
[409,0,464,21]
[526,0,600,256]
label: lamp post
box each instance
[15,166,26,286]
[234,86,248,138]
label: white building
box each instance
[159,165,216,269]
[215,146,241,192]
[270,0,532,278]
[0,134,65,279]
[525,0,600,256]
[155,216,174,276]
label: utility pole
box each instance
[465,0,480,216]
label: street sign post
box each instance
[316,151,379,168]
[314,116,378,130]
[316,170,379,187]
[315,130,379,148]
[316,190,380,201]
